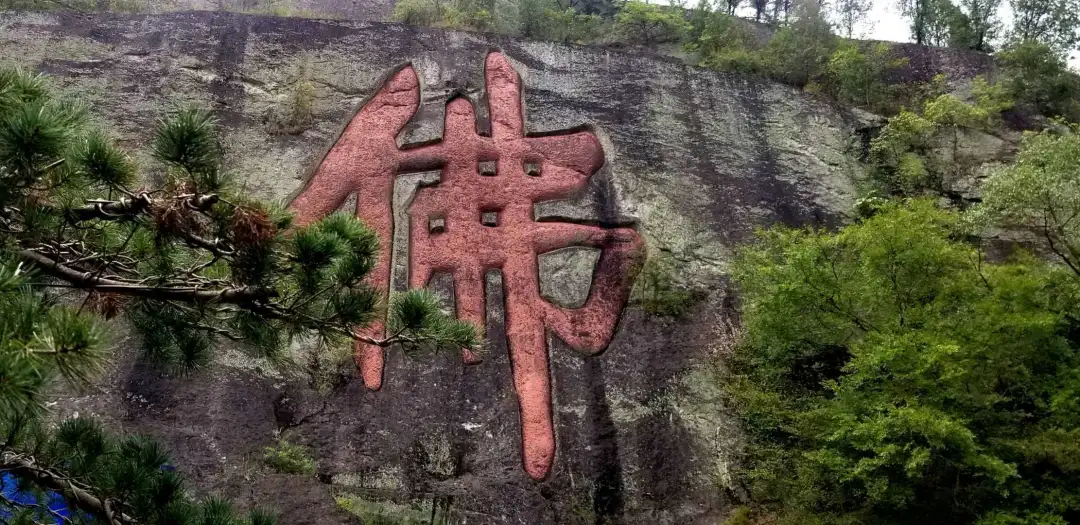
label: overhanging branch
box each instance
[18,249,274,304]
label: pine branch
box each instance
[179,231,234,257]
[0,491,73,525]
[177,193,220,212]
[18,249,274,304]
[67,194,153,223]
[0,451,130,525]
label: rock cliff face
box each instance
[1,10,868,524]
[102,0,396,20]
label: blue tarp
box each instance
[1,472,71,524]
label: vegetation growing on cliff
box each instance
[868,78,1012,193]
[383,0,1080,132]
[0,67,480,523]
[728,198,1080,524]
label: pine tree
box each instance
[0,67,480,524]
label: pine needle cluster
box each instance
[0,66,481,523]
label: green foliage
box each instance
[263,439,317,476]
[758,0,836,87]
[615,1,688,45]
[386,289,483,357]
[0,416,278,525]
[868,83,1012,194]
[236,1,340,18]
[0,263,106,420]
[899,0,934,44]
[631,253,696,317]
[392,0,448,26]
[152,104,225,191]
[688,5,905,112]
[443,0,495,31]
[924,92,989,151]
[688,8,763,74]
[998,40,1080,122]
[73,131,138,187]
[976,123,1080,276]
[515,0,604,43]
[869,109,936,191]
[729,200,1080,524]
[831,0,874,38]
[919,0,983,48]
[721,507,754,525]
[826,42,907,109]
[335,493,440,525]
[899,0,996,48]
[0,0,97,11]
[971,76,1014,121]
[1009,0,1080,52]
[955,0,1001,50]
[0,66,481,524]
[546,6,604,42]
[392,0,497,32]
[0,0,335,15]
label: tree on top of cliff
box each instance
[615,1,689,46]
[1009,0,1080,52]
[0,66,481,524]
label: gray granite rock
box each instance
[538,247,601,308]
[0,10,872,524]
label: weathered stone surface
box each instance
[538,246,601,308]
[2,10,870,524]
[933,127,1020,202]
[108,0,396,20]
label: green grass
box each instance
[263,439,317,476]
[335,493,443,525]
[720,507,753,525]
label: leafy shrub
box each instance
[392,0,450,26]
[615,1,688,45]
[729,200,1080,525]
[335,494,434,525]
[721,507,753,525]
[264,439,317,476]
[998,40,1080,122]
[517,0,603,41]
[392,0,496,31]
[0,0,96,10]
[689,9,762,73]
[869,109,936,191]
[758,0,835,87]
[545,7,603,42]
[825,42,907,110]
[976,122,1080,275]
[868,83,1011,194]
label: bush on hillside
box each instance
[730,199,1080,525]
[998,40,1080,122]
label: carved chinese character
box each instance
[291,52,644,480]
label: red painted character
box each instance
[291,51,644,480]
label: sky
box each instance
[745,0,1080,69]
[859,1,1080,68]
[855,0,1013,42]
[723,0,1004,44]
